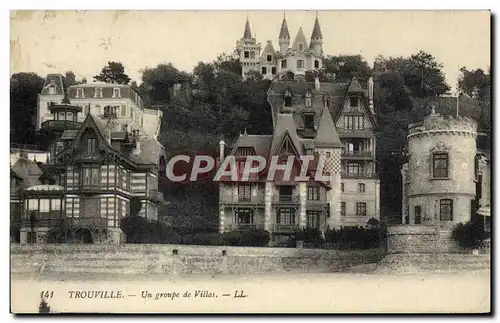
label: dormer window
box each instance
[48,86,56,95]
[267,54,272,62]
[284,89,292,107]
[299,44,303,51]
[305,90,312,108]
[94,88,103,98]
[304,114,314,131]
[76,88,84,98]
[112,88,121,98]
[350,97,359,107]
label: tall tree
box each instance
[93,61,131,85]
[10,72,44,145]
[322,54,372,82]
[458,66,491,131]
[62,70,86,90]
[402,50,450,97]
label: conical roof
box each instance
[243,18,252,39]
[315,107,343,148]
[278,16,290,39]
[292,26,308,51]
[311,16,323,39]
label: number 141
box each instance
[41,291,54,299]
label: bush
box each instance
[222,229,270,247]
[180,233,223,245]
[293,228,325,247]
[120,215,180,244]
[452,221,488,249]
[324,226,381,250]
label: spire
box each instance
[292,26,308,51]
[243,17,252,39]
[311,14,323,39]
[315,107,343,148]
[279,14,290,39]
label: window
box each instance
[307,211,319,228]
[307,186,320,200]
[236,147,254,157]
[76,88,84,98]
[112,88,121,98]
[358,183,366,192]
[250,51,256,59]
[314,60,319,69]
[341,202,346,216]
[87,138,97,154]
[267,54,272,62]
[244,51,249,58]
[297,60,304,69]
[281,60,287,68]
[344,116,354,130]
[341,183,344,192]
[58,112,65,121]
[326,152,331,158]
[299,44,303,50]
[304,114,314,130]
[237,160,246,176]
[284,89,292,107]
[356,202,367,216]
[67,112,73,121]
[440,199,453,221]
[121,105,126,117]
[305,91,312,107]
[94,105,101,115]
[433,153,449,178]
[236,208,253,224]
[94,88,103,98]
[271,67,277,75]
[347,162,364,176]
[354,116,364,130]
[350,97,359,107]
[414,206,422,224]
[48,86,56,95]
[277,208,295,224]
[262,67,267,75]
[238,185,252,202]
[279,186,293,202]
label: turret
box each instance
[278,14,290,54]
[309,14,323,55]
[235,16,261,78]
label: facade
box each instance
[12,75,167,244]
[37,75,162,139]
[235,14,323,80]
[400,107,481,230]
[218,57,380,240]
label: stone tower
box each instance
[235,17,262,78]
[404,108,478,229]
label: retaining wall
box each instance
[10,244,384,276]
[387,225,462,254]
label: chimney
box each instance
[314,76,320,91]
[219,140,226,160]
[368,76,374,114]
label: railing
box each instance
[338,130,374,138]
[220,195,265,204]
[341,151,373,158]
[40,120,81,131]
[75,184,103,192]
[272,195,300,204]
[273,224,298,233]
[341,172,378,179]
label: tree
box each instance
[62,71,86,90]
[322,54,372,82]
[140,63,184,104]
[459,67,491,131]
[93,61,131,85]
[402,50,450,97]
[10,72,44,145]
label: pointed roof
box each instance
[278,16,290,39]
[292,27,308,50]
[261,41,276,58]
[311,16,323,39]
[347,76,364,93]
[315,107,343,148]
[243,18,252,39]
[270,113,303,157]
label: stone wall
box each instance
[387,225,462,254]
[10,244,383,276]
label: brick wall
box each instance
[10,244,383,276]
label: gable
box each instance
[276,132,300,157]
[334,95,376,131]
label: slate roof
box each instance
[11,157,43,187]
[315,107,343,148]
[292,27,308,51]
[278,16,290,39]
[310,16,323,39]
[243,18,252,39]
[270,113,303,157]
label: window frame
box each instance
[356,202,367,216]
[439,199,453,221]
[358,183,366,193]
[307,186,320,201]
[433,153,449,178]
[341,202,346,216]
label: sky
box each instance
[10,10,491,88]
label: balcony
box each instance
[40,120,81,132]
[220,195,265,205]
[341,150,373,159]
[341,172,378,179]
[100,112,118,119]
[306,199,329,211]
[273,195,300,204]
[338,129,374,139]
[273,223,298,233]
[75,184,102,193]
